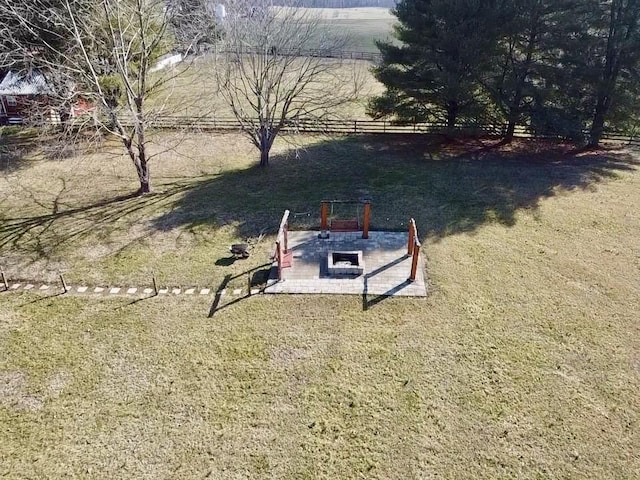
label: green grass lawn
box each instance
[1,133,639,478]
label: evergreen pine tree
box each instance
[369,0,505,130]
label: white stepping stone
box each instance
[200,288,210,295]
[11,284,21,289]
[127,288,137,294]
[158,288,168,294]
[172,288,181,295]
[39,285,49,290]
[250,289,260,295]
[185,288,195,295]
[109,287,120,294]
[143,288,153,294]
[94,287,104,293]
[77,286,88,293]
[233,289,242,295]
[24,284,34,290]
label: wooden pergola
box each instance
[320,200,371,239]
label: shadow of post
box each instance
[207,262,272,317]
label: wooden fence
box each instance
[209,47,383,63]
[119,115,640,144]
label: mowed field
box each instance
[311,7,396,52]
[151,7,393,118]
[155,57,381,119]
[1,132,639,478]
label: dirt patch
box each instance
[0,371,44,412]
[0,371,25,399]
[0,310,21,340]
[47,371,70,397]
[270,346,310,368]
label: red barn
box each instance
[0,70,50,125]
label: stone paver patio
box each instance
[264,231,427,297]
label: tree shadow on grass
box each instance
[0,179,198,259]
[0,130,39,174]
[151,135,638,241]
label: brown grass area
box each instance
[0,134,639,477]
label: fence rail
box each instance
[209,47,383,63]
[117,115,640,144]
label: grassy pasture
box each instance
[1,132,639,478]
[151,7,394,118]
[153,57,382,119]
[272,7,395,53]
[313,7,396,52]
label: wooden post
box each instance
[152,274,158,295]
[283,222,288,253]
[409,242,421,282]
[59,274,68,293]
[320,201,329,238]
[1,269,8,290]
[276,241,282,281]
[407,219,415,255]
[362,201,371,239]
[321,202,328,231]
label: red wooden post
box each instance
[276,241,282,281]
[407,219,415,255]
[320,201,329,236]
[283,222,288,253]
[409,242,421,282]
[362,201,371,239]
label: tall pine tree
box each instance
[369,0,505,130]
[482,0,577,141]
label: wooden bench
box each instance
[330,219,360,232]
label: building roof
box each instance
[0,70,50,95]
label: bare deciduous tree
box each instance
[0,0,216,194]
[214,0,364,167]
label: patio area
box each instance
[264,231,427,297]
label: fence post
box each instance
[276,241,283,281]
[320,201,329,237]
[1,269,8,291]
[409,242,421,282]
[59,274,68,293]
[152,273,158,295]
[283,221,288,253]
[407,219,415,255]
[362,201,371,239]
[354,120,357,133]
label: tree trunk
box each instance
[259,147,269,167]
[258,126,274,167]
[445,101,458,131]
[589,100,607,147]
[504,98,522,143]
[504,120,517,142]
[136,159,151,194]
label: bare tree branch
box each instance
[0,0,218,194]
[213,0,365,167]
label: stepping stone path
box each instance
[2,281,262,299]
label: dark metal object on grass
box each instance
[230,243,250,258]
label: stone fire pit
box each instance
[327,250,364,276]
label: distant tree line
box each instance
[370,0,640,146]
